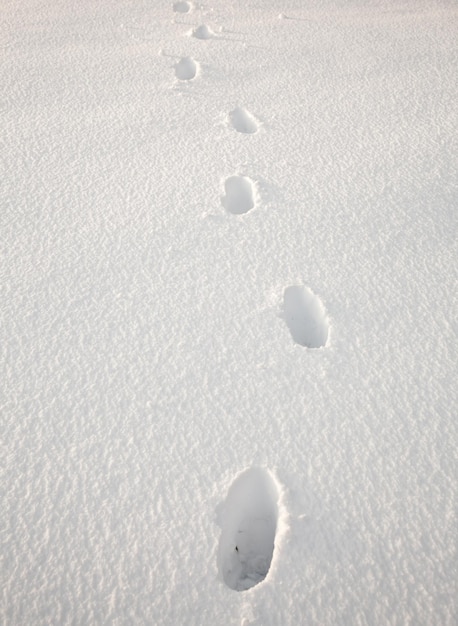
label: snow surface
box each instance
[2,0,457,624]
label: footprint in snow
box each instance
[221,175,257,215]
[229,107,259,134]
[282,286,329,348]
[191,24,214,40]
[174,56,199,80]
[217,467,282,592]
[173,1,192,13]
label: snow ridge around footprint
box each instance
[228,107,259,134]
[221,175,257,215]
[282,286,330,348]
[217,467,282,592]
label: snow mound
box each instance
[174,56,198,80]
[282,286,329,348]
[217,467,281,592]
[222,175,257,215]
[228,107,259,134]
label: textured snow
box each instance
[2,0,457,624]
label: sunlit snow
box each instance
[2,0,457,624]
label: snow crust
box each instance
[2,0,457,624]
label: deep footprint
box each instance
[229,107,259,134]
[173,1,192,13]
[222,176,256,215]
[282,286,329,348]
[191,24,213,39]
[217,468,280,592]
[175,56,198,80]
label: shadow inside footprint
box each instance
[217,467,280,592]
[282,286,329,348]
[175,56,198,80]
[173,1,192,13]
[229,107,259,134]
[222,176,256,215]
[191,24,213,39]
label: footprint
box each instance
[229,107,259,134]
[217,468,281,592]
[221,175,257,215]
[173,1,192,13]
[282,286,329,348]
[191,24,213,40]
[174,56,198,80]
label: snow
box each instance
[2,0,457,624]
[175,55,199,80]
[217,467,285,592]
[190,24,215,40]
[222,175,258,215]
[228,107,260,135]
[282,286,329,348]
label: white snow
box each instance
[217,467,284,592]
[175,55,199,81]
[2,0,457,624]
[173,2,192,14]
[229,107,260,135]
[222,175,258,215]
[190,25,214,41]
[282,286,329,348]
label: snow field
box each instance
[2,0,457,624]
[170,4,332,592]
[170,2,291,596]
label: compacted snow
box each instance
[2,0,457,624]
